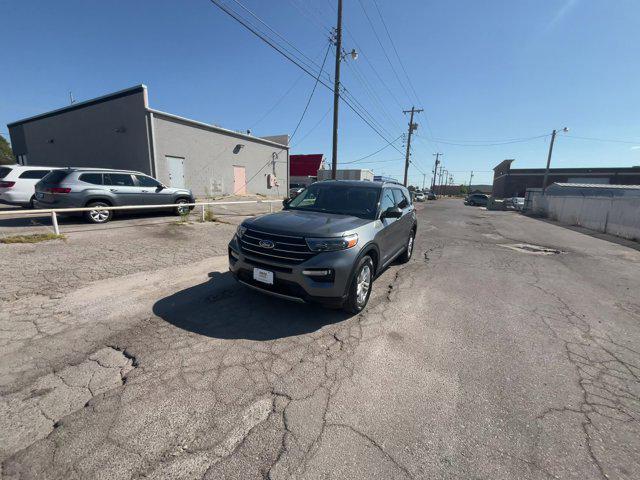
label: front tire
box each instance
[84,201,112,224]
[174,198,190,216]
[343,256,374,314]
[398,230,415,263]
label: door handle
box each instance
[141,190,149,193]
[110,189,118,192]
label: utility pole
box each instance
[542,127,568,193]
[431,153,442,191]
[330,0,343,180]
[422,173,426,191]
[402,107,423,186]
[468,170,474,194]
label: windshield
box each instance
[287,183,380,219]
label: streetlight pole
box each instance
[330,0,343,180]
[542,127,568,193]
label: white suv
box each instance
[0,165,61,208]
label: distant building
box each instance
[7,85,289,197]
[317,169,374,182]
[290,154,324,188]
[492,159,640,199]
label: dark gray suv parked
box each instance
[34,168,194,223]
[228,180,417,313]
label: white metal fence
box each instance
[0,200,281,235]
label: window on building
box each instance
[104,173,134,186]
[135,175,161,188]
[79,173,103,185]
[18,170,51,179]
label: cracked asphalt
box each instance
[1,199,639,479]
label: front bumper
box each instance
[227,235,358,306]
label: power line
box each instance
[415,133,550,147]
[340,135,403,164]
[208,0,402,154]
[371,0,422,106]
[249,71,305,129]
[564,134,640,145]
[356,0,413,104]
[290,106,332,148]
[290,42,332,141]
[229,0,332,84]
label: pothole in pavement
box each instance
[0,346,137,460]
[500,243,566,255]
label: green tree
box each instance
[0,135,15,165]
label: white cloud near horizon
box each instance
[630,146,640,150]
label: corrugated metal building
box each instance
[7,85,289,198]
[492,159,640,198]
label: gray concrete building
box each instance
[7,85,289,197]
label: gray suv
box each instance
[228,180,417,313]
[34,168,194,223]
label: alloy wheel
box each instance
[356,264,371,306]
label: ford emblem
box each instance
[259,240,275,249]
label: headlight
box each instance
[236,225,247,238]
[306,233,358,252]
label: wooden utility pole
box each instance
[402,107,423,186]
[542,127,568,193]
[330,0,343,180]
[431,153,442,191]
[468,170,474,193]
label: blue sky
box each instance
[2,0,639,186]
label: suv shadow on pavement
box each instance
[152,271,351,341]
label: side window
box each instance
[379,188,396,213]
[135,175,161,188]
[104,173,134,186]
[79,173,103,185]
[19,170,50,179]
[392,189,409,209]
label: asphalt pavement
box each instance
[1,199,638,479]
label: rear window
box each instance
[41,170,70,184]
[19,170,51,180]
[0,167,12,179]
[79,173,103,185]
[104,173,134,186]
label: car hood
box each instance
[243,210,371,237]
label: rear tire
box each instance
[343,256,374,314]
[84,201,112,224]
[28,195,35,209]
[398,230,415,264]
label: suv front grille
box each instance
[239,228,315,265]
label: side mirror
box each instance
[381,206,402,219]
[156,183,166,190]
[282,198,290,209]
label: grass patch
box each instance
[202,208,232,224]
[0,233,65,244]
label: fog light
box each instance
[302,269,332,276]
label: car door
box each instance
[102,173,139,206]
[392,188,414,246]
[134,174,173,206]
[377,188,403,265]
